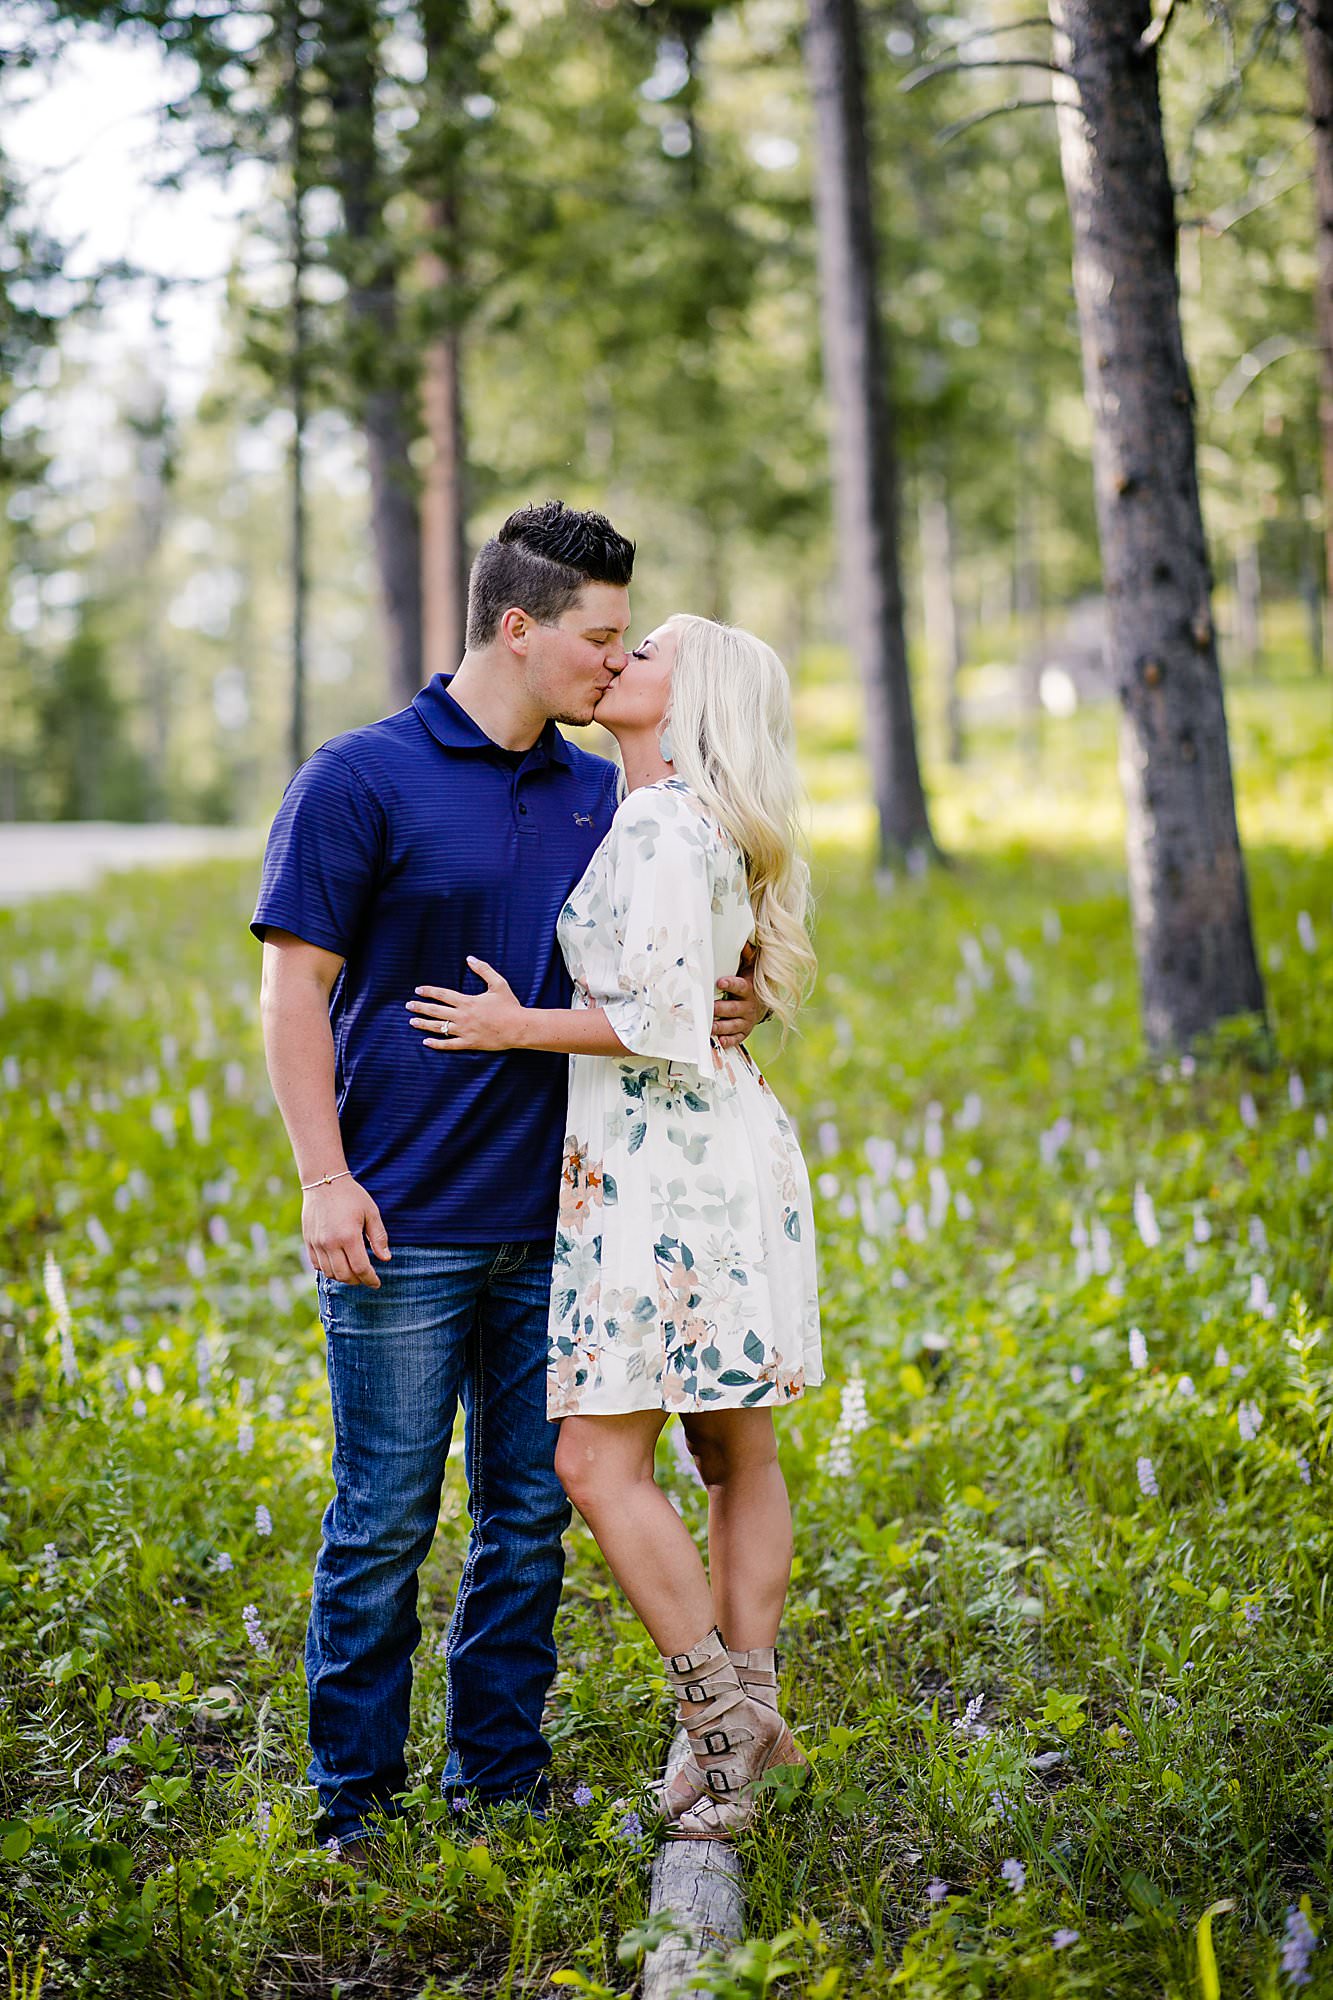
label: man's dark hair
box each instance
[465,499,636,649]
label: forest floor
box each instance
[1,669,1331,1997]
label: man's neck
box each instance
[445,653,547,753]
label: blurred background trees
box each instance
[0,0,1325,1035]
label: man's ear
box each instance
[499,607,531,656]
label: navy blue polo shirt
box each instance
[251,675,621,1243]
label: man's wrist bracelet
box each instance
[301,1169,353,1192]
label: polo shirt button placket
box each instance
[515,773,536,836]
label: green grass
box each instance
[1,677,1332,1996]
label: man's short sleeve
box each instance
[250,747,386,956]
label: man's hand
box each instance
[304,1177,391,1287]
[712,942,766,1049]
[408,955,529,1051]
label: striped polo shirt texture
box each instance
[251,674,621,1243]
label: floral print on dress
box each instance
[546,778,822,1418]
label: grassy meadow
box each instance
[2,665,1332,1997]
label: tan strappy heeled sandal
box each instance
[656,1628,805,1842]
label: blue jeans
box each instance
[307,1241,568,1840]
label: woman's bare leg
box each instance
[678,1408,793,1650]
[555,1411,716,1655]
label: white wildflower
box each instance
[1133,1184,1161,1249]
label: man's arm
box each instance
[260,930,390,1287]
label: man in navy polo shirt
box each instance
[253,502,759,1851]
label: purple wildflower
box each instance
[1128,1328,1148,1371]
[254,1799,272,1841]
[1052,1928,1080,1950]
[954,1692,986,1733]
[1137,1456,1159,1498]
[106,1735,130,1755]
[926,1879,948,1905]
[1280,1906,1317,1987]
[1297,1457,1312,1486]
[1001,1857,1026,1892]
[572,1782,594,1808]
[215,1551,233,1574]
[242,1603,270,1656]
[617,1810,643,1841]
[255,1504,273,1537]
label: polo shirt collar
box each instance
[412,674,573,768]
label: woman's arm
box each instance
[408,957,633,1055]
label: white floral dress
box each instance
[546,777,823,1418]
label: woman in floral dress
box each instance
[408,614,821,1839]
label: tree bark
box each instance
[419,0,469,678]
[1301,0,1333,669]
[287,0,310,770]
[919,484,964,765]
[1048,0,1264,1050]
[322,0,424,708]
[805,0,936,863]
[419,218,468,678]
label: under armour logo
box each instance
[573,812,593,826]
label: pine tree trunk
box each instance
[805,0,935,864]
[1300,0,1333,669]
[419,220,468,678]
[287,0,310,770]
[322,0,424,708]
[419,0,469,678]
[919,485,965,765]
[1048,0,1265,1050]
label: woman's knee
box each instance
[554,1417,655,1516]
[680,1411,779,1487]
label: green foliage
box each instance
[35,616,157,822]
[1,685,1331,1992]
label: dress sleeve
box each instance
[601,787,718,1071]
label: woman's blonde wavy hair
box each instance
[662,613,816,1036]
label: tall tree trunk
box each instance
[419,0,469,678]
[322,0,423,708]
[1301,0,1333,669]
[419,210,468,678]
[1231,538,1261,673]
[1014,467,1045,771]
[804,0,936,863]
[919,483,964,765]
[287,0,310,769]
[1049,0,1264,1050]
[126,380,172,812]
